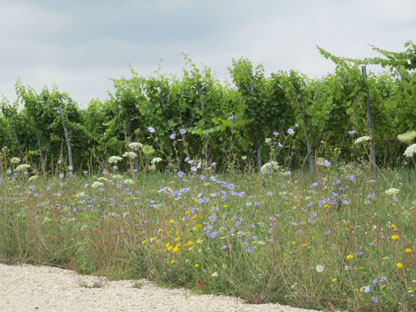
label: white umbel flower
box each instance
[385,188,399,196]
[123,151,137,159]
[151,157,163,165]
[397,130,416,143]
[404,144,416,158]
[260,161,279,174]
[123,179,134,185]
[315,265,324,273]
[91,181,104,189]
[354,136,371,144]
[28,175,39,182]
[108,156,123,164]
[128,142,143,151]
[16,164,30,172]
[10,157,20,164]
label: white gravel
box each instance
[0,263,323,312]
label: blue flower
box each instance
[209,214,217,222]
[148,126,155,133]
[170,134,176,139]
[178,171,184,177]
[180,128,186,135]
[273,131,279,136]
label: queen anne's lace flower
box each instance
[123,151,137,159]
[16,164,30,172]
[10,157,20,164]
[397,130,416,143]
[128,142,143,151]
[151,157,163,165]
[404,144,416,158]
[108,156,123,164]
[385,188,399,196]
[123,179,134,185]
[354,136,371,144]
[91,181,104,189]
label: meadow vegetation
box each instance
[0,131,415,312]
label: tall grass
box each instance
[0,151,415,311]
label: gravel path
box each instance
[0,263,322,312]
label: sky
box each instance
[1,0,415,108]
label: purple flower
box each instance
[321,160,331,167]
[221,245,227,249]
[380,276,386,282]
[364,286,370,293]
[200,175,205,180]
[324,230,331,236]
[370,296,378,303]
[148,126,155,133]
[178,171,184,177]
[348,130,356,135]
[228,184,235,190]
[170,134,176,139]
[373,278,377,286]
[180,128,186,135]
[348,175,355,181]
[209,214,217,222]
[191,166,197,172]
[246,248,253,253]
[68,165,73,171]
[273,131,279,136]
[229,115,234,120]
[59,173,64,179]
[235,221,241,227]
[207,231,218,238]
[287,128,294,135]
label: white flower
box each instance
[397,130,416,143]
[111,174,123,180]
[151,157,163,165]
[91,181,104,189]
[404,144,416,158]
[128,142,143,151]
[10,157,20,164]
[28,175,39,182]
[265,138,272,144]
[149,164,156,171]
[108,156,123,164]
[211,272,218,277]
[260,161,279,174]
[148,126,155,133]
[98,177,108,182]
[385,188,399,196]
[16,164,30,172]
[287,128,295,135]
[123,151,137,159]
[241,156,247,161]
[123,179,134,185]
[354,136,371,144]
[75,192,87,198]
[316,265,324,273]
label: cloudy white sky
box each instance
[1,0,415,108]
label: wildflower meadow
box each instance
[0,128,415,312]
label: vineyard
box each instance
[1,43,416,312]
[0,43,415,174]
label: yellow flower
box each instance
[358,266,364,270]
[406,248,412,253]
[346,254,354,259]
[188,240,193,246]
[331,278,337,282]
[396,263,403,269]
[353,288,358,292]
[194,264,199,268]
[175,237,181,241]
[324,204,331,208]
[301,243,307,247]
[169,219,174,223]
[193,226,198,231]
[141,240,146,245]
[171,259,175,264]
[173,246,179,253]
[196,238,202,243]
[223,205,228,208]
[392,235,399,240]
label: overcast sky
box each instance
[1,0,415,108]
